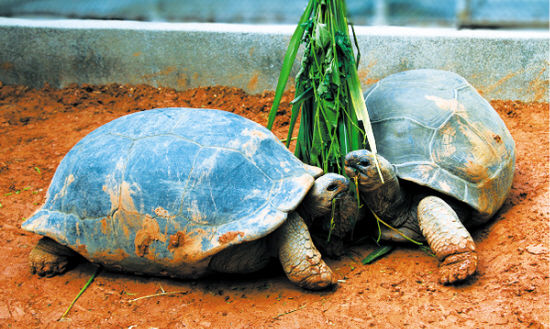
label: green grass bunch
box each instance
[267,0,379,175]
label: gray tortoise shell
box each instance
[22,108,317,273]
[365,69,515,218]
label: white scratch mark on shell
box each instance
[53,174,75,201]
[240,128,269,157]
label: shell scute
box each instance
[47,134,132,219]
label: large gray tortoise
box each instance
[21,108,350,290]
[345,69,515,284]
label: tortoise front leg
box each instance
[274,212,337,290]
[417,196,477,284]
[29,237,78,277]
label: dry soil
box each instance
[0,82,548,328]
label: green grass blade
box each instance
[346,69,374,151]
[347,70,384,183]
[271,0,380,181]
[361,245,394,264]
[370,209,424,245]
[290,86,313,105]
[266,0,314,130]
[59,266,101,321]
[349,22,361,68]
[285,87,312,147]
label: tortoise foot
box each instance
[294,257,337,290]
[439,251,478,285]
[29,238,76,277]
[277,213,338,290]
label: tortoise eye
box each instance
[358,159,370,167]
[327,183,339,191]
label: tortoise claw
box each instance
[439,251,478,285]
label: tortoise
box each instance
[21,107,350,290]
[344,69,515,284]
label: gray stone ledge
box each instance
[0,18,547,101]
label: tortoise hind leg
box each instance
[274,212,337,290]
[29,237,78,277]
[417,196,477,284]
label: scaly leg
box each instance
[417,196,477,284]
[274,212,337,290]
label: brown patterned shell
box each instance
[364,69,515,218]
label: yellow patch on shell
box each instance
[437,180,453,194]
[134,215,166,257]
[186,200,209,225]
[436,124,457,158]
[412,164,436,182]
[455,121,496,183]
[218,231,245,244]
[242,188,263,201]
[425,95,466,113]
[154,206,171,218]
[20,214,49,233]
[241,127,269,140]
[280,160,292,173]
[168,227,214,264]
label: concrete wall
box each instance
[0,0,457,25]
[1,0,547,27]
[0,18,548,101]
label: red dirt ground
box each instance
[0,82,548,328]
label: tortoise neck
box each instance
[295,200,326,226]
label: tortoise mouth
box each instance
[333,190,348,200]
[344,151,375,181]
[344,162,367,182]
[318,173,350,196]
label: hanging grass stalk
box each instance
[369,208,423,246]
[58,266,101,321]
[267,0,381,177]
[326,198,337,242]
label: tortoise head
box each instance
[344,149,394,193]
[300,173,349,220]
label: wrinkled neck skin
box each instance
[366,181,474,242]
[360,173,411,228]
[360,178,423,242]
[296,194,331,225]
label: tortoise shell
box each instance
[22,108,318,275]
[364,69,515,218]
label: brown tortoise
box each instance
[345,69,515,284]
